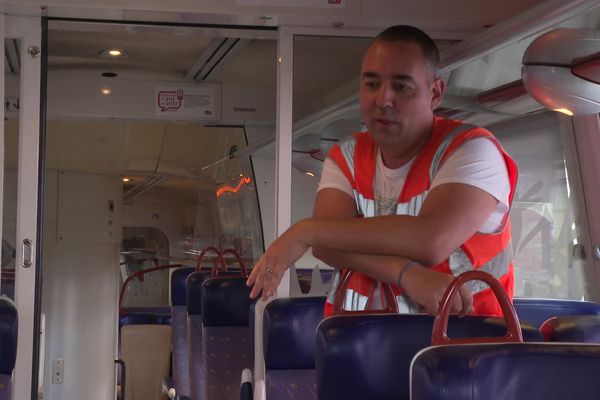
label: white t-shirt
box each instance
[318,137,510,234]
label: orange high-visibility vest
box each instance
[324,116,518,317]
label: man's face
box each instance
[359,40,444,150]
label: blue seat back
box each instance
[411,343,600,400]
[263,297,325,400]
[201,277,253,400]
[119,312,163,328]
[186,270,243,316]
[513,298,600,328]
[264,296,325,370]
[315,314,541,400]
[168,267,194,397]
[185,271,212,400]
[171,267,194,306]
[0,298,17,376]
[201,277,252,327]
[541,315,600,342]
[186,271,212,316]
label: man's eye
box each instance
[394,83,415,94]
[364,81,379,89]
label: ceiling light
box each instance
[101,88,111,95]
[554,108,573,116]
[99,48,128,58]
[122,177,131,183]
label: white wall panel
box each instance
[57,170,122,244]
[41,170,121,400]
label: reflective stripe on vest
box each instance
[448,242,513,294]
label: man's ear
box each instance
[430,77,446,110]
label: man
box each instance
[247,25,517,317]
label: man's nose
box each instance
[375,84,394,108]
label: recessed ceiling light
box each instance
[122,177,131,183]
[101,88,111,95]
[99,48,128,58]
[554,108,574,116]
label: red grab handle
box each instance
[332,270,399,316]
[212,248,248,278]
[431,270,522,345]
[195,246,222,272]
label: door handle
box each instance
[22,238,32,268]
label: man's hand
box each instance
[246,222,310,300]
[400,265,473,316]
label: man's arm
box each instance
[306,182,498,266]
[248,187,473,314]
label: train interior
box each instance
[0,0,599,399]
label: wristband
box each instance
[397,260,419,288]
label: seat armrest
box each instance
[162,377,176,399]
[240,368,253,400]
[253,379,266,400]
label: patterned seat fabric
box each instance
[170,267,195,397]
[201,277,252,400]
[186,271,212,400]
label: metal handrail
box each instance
[118,263,183,314]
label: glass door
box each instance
[1,15,43,400]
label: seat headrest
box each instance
[171,267,195,306]
[316,314,540,400]
[541,315,600,342]
[201,277,252,327]
[264,296,325,370]
[513,298,600,329]
[0,298,17,375]
[119,313,162,327]
[412,343,600,400]
[186,271,212,315]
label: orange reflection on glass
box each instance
[216,176,252,197]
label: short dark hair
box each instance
[374,25,440,77]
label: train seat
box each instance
[169,266,195,398]
[200,277,253,400]
[540,315,600,342]
[186,271,213,400]
[410,342,600,400]
[117,312,169,398]
[513,298,600,329]
[263,296,326,400]
[0,297,17,400]
[315,314,541,400]
[121,323,172,400]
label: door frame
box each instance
[1,14,43,400]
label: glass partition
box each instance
[491,112,589,299]
[290,34,370,293]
